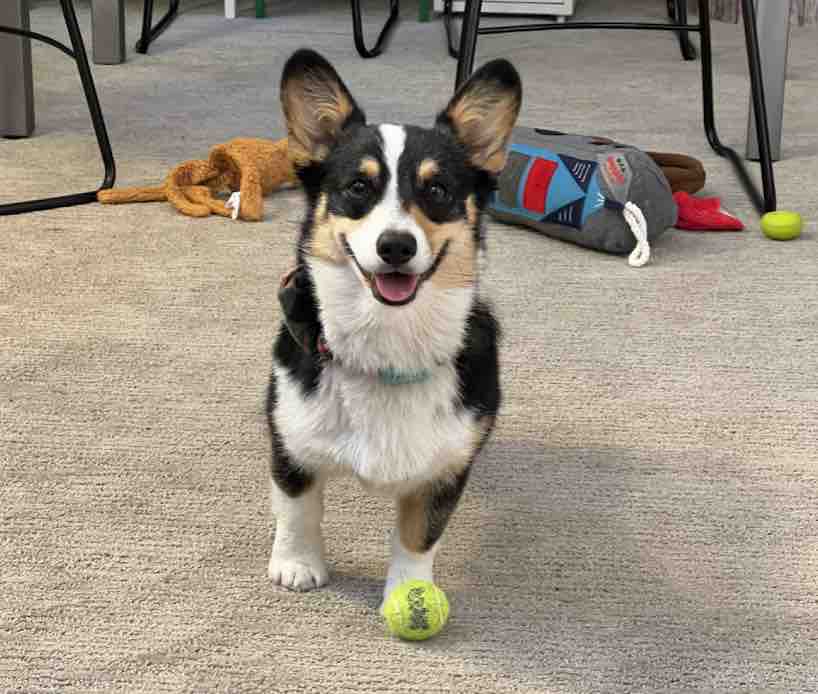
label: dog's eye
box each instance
[345,178,371,198]
[426,183,450,204]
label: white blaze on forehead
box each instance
[378,123,406,196]
[373,124,405,231]
[343,124,432,274]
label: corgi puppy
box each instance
[266,49,521,604]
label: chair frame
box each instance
[352,0,400,58]
[136,0,180,54]
[453,0,776,214]
[137,0,399,60]
[0,0,115,216]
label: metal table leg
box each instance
[92,0,126,64]
[454,0,482,88]
[0,0,116,215]
[746,0,789,162]
[443,0,459,58]
[0,0,35,138]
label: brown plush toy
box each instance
[646,151,706,195]
[98,137,297,221]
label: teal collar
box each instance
[377,366,432,386]
[319,336,432,386]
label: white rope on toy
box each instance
[226,192,241,221]
[623,201,651,268]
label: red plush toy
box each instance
[673,191,744,231]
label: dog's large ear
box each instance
[280,49,366,166]
[436,60,522,175]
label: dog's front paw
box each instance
[268,553,329,592]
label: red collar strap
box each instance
[317,334,332,359]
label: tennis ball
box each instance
[761,210,802,241]
[381,580,449,641]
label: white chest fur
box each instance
[273,361,478,493]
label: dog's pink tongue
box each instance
[374,273,419,303]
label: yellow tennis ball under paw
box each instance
[382,580,449,641]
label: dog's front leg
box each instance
[268,444,329,591]
[382,467,471,607]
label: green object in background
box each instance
[256,0,266,18]
[418,0,432,22]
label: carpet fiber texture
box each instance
[2,1,817,692]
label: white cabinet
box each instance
[434,0,576,19]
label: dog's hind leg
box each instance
[268,430,329,591]
[382,466,472,606]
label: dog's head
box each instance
[281,50,521,366]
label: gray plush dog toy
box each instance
[489,128,679,267]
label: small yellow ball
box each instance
[381,580,450,641]
[761,210,802,241]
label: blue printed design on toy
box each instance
[493,144,605,230]
[582,173,605,224]
[545,160,584,216]
[559,154,596,192]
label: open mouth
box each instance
[340,235,450,307]
[372,272,420,305]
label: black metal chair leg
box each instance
[135,0,180,54]
[0,0,115,216]
[668,0,697,61]
[739,0,776,211]
[698,0,775,213]
[454,0,482,88]
[351,0,400,58]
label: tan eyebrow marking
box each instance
[418,159,439,182]
[359,157,380,178]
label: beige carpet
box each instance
[2,1,817,692]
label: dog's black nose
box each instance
[376,231,417,267]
